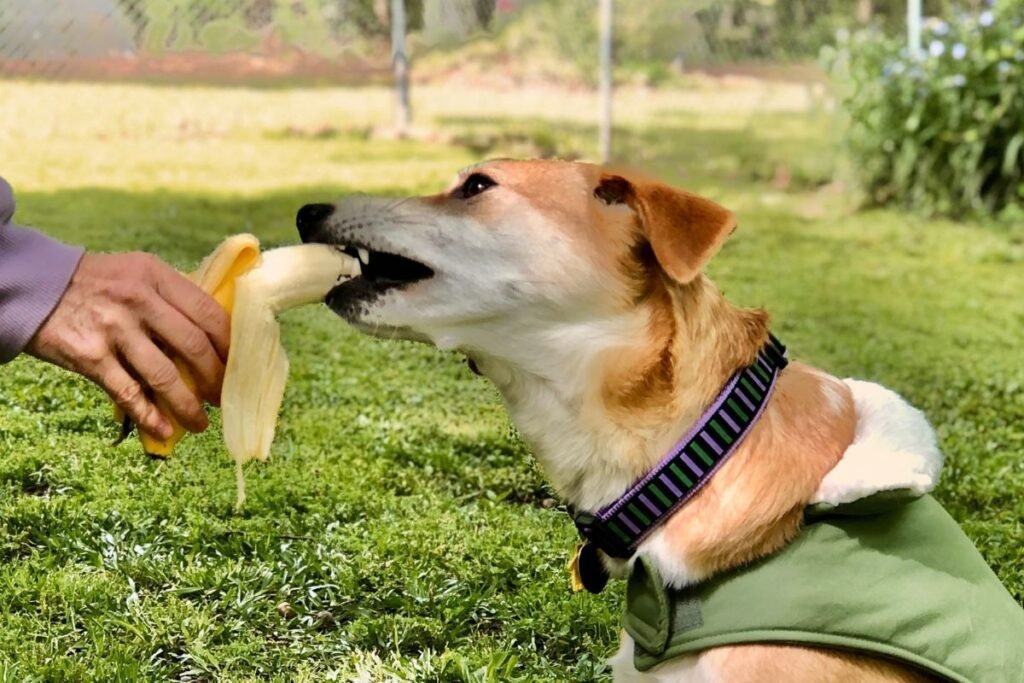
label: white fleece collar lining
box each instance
[811,379,943,507]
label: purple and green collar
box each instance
[570,335,788,593]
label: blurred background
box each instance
[0,2,1022,681]
[1,0,1017,216]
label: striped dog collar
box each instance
[570,335,788,592]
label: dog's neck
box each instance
[457,274,856,586]
[466,275,769,511]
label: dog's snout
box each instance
[296,203,335,241]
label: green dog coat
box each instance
[624,494,1024,682]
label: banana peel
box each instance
[114,234,261,457]
[114,234,360,506]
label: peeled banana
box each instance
[114,234,360,507]
[221,242,360,506]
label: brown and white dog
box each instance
[297,159,942,682]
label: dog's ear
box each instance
[595,174,736,284]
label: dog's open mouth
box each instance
[327,244,434,306]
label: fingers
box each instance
[141,294,225,406]
[97,358,172,440]
[117,333,209,433]
[150,259,231,361]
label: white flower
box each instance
[952,43,967,60]
[980,10,994,27]
[947,74,967,87]
[931,20,950,36]
[929,40,946,58]
[998,60,1011,73]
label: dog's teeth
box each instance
[358,248,370,265]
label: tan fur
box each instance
[594,267,858,578]
[599,281,678,421]
[584,168,925,680]
[449,160,656,277]
[660,360,856,579]
[701,645,936,683]
[515,163,924,680]
[583,169,921,678]
[320,159,937,681]
[598,173,737,284]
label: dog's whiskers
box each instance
[383,196,414,212]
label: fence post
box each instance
[598,0,613,163]
[907,0,922,59]
[391,0,411,134]
[857,0,874,24]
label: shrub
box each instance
[824,2,1024,217]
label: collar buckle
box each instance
[573,511,632,559]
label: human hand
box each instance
[26,252,230,439]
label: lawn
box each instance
[0,79,1021,682]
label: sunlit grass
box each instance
[0,79,1020,681]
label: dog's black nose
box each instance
[296,203,335,241]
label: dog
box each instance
[296,159,1024,683]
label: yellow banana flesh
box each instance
[221,244,360,507]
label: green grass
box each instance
[0,80,1021,681]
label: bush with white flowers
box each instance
[823,1,1024,217]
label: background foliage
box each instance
[100,0,952,69]
[826,0,1024,217]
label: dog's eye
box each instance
[459,173,497,199]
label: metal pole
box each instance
[907,0,922,59]
[391,0,411,134]
[598,0,613,163]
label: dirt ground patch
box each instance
[0,51,392,86]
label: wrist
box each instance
[0,227,85,362]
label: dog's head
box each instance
[298,159,735,355]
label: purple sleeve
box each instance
[0,177,85,363]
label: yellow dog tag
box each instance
[568,543,586,592]
[569,541,611,594]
